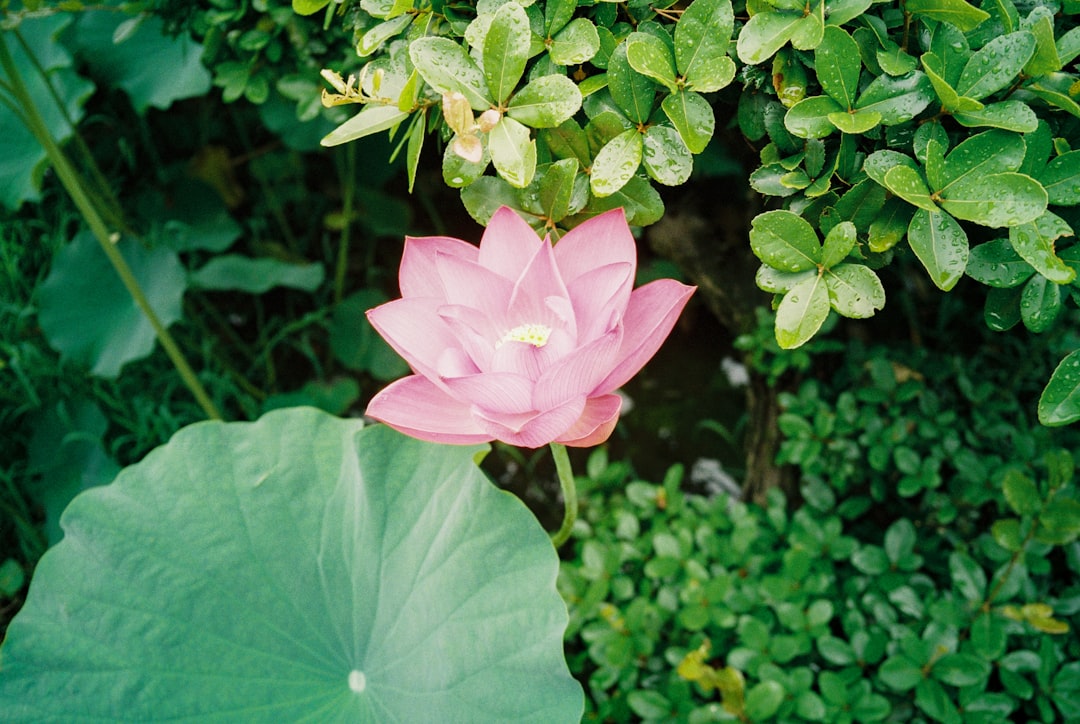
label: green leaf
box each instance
[549,18,600,65]
[915,679,959,723]
[628,690,673,719]
[736,11,805,65]
[261,379,361,416]
[1022,7,1061,76]
[189,256,324,293]
[992,518,1025,551]
[676,0,735,91]
[856,71,935,125]
[984,285,1022,331]
[626,32,678,93]
[827,108,882,134]
[863,149,921,187]
[582,175,665,227]
[409,37,493,111]
[70,11,211,114]
[904,0,990,32]
[933,653,991,687]
[329,290,409,381]
[921,52,983,112]
[817,636,856,666]
[826,264,885,318]
[745,680,786,721]
[489,116,537,188]
[908,208,968,291]
[938,129,1026,187]
[37,230,185,378]
[1002,469,1041,516]
[776,274,830,349]
[750,210,822,272]
[868,198,914,253]
[357,15,413,57]
[0,15,94,210]
[483,2,532,105]
[949,551,987,602]
[879,655,924,692]
[461,176,525,224]
[966,238,1035,288]
[608,43,655,124]
[1020,274,1063,332]
[816,26,861,109]
[661,91,714,154]
[1008,212,1076,285]
[956,31,1037,100]
[507,75,582,128]
[293,0,331,14]
[884,519,917,565]
[321,105,411,147]
[883,165,938,212]
[756,265,816,293]
[0,412,583,721]
[642,125,692,186]
[590,127,642,197]
[443,138,490,188]
[953,101,1039,132]
[534,158,579,223]
[1039,500,1080,544]
[821,221,856,267]
[1038,151,1080,205]
[940,173,1048,227]
[785,95,844,139]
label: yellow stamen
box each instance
[498,323,552,348]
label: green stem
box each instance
[334,143,356,304]
[549,443,578,548]
[0,38,223,421]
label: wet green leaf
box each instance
[1008,212,1076,285]
[321,105,410,147]
[776,274,830,349]
[756,265,816,293]
[956,31,1037,100]
[582,175,665,226]
[461,176,525,224]
[536,158,579,223]
[785,95,844,139]
[905,0,989,32]
[750,210,822,272]
[549,18,600,65]
[953,101,1037,132]
[966,238,1035,287]
[856,71,935,125]
[921,52,983,112]
[626,32,678,93]
[507,75,582,128]
[950,551,987,601]
[488,116,537,188]
[816,26,861,109]
[883,165,937,212]
[409,37,493,110]
[642,125,692,186]
[940,172,1048,227]
[1020,274,1063,332]
[1038,150,1080,205]
[825,263,885,318]
[984,285,1022,331]
[827,108,882,134]
[1022,7,1061,76]
[590,127,642,197]
[357,15,412,57]
[933,653,991,687]
[868,198,914,252]
[608,43,655,124]
[661,90,714,154]
[745,680,786,721]
[736,11,806,65]
[676,0,735,91]
[442,138,490,188]
[821,220,856,267]
[907,208,968,291]
[484,2,532,105]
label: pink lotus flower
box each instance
[365,207,695,448]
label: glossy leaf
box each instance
[0,411,583,721]
[756,265,816,293]
[1038,150,1080,205]
[984,285,1022,331]
[484,2,532,105]
[443,138,490,188]
[750,210,822,272]
[321,105,410,147]
[955,32,1037,101]
[940,173,1048,227]
[536,158,579,223]
[905,0,990,32]
[590,127,643,197]
[409,37,493,111]
[1041,350,1080,425]
[608,44,655,124]
[676,0,734,84]
[966,238,1035,288]
[37,231,186,378]
[907,208,968,291]
[883,165,938,212]
[661,91,714,154]
[776,273,830,349]
[856,71,935,125]
[488,116,537,188]
[1008,212,1076,285]
[954,101,1038,132]
[825,263,885,318]
[785,95,844,139]
[642,125,692,186]
[821,220,856,267]
[827,108,882,134]
[1022,7,1061,76]
[626,32,678,93]
[816,26,861,109]
[737,11,805,65]
[507,75,582,128]
[582,175,665,227]
[1020,274,1063,332]
[461,176,526,224]
[549,18,600,65]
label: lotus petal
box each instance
[366,376,492,445]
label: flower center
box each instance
[498,323,552,348]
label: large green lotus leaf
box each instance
[0,410,583,722]
[37,230,186,378]
[0,15,94,210]
[68,11,211,114]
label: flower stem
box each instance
[0,37,223,421]
[549,443,577,548]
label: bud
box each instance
[476,109,502,133]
